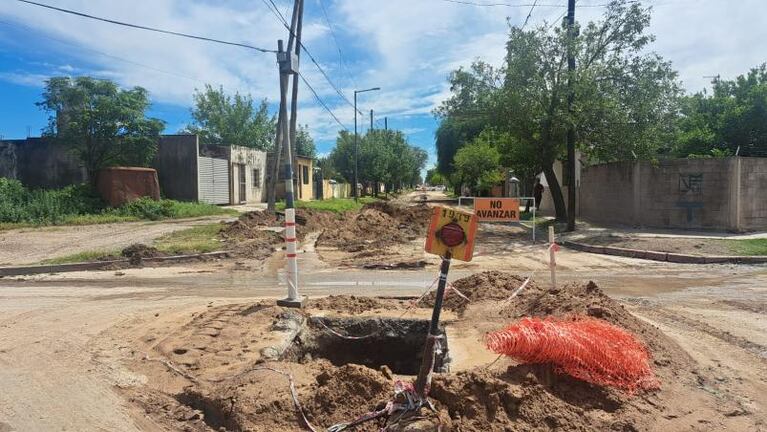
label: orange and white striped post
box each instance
[275,39,303,308]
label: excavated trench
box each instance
[283,316,450,375]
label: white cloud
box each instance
[1,0,766,147]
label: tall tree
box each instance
[185,84,275,149]
[38,76,165,180]
[675,64,767,158]
[436,0,680,221]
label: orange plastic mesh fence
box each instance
[485,316,660,392]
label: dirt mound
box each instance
[227,230,284,260]
[422,271,534,315]
[239,210,278,226]
[309,295,407,314]
[317,202,432,252]
[120,243,166,265]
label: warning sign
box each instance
[424,206,478,261]
[474,198,520,221]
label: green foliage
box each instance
[295,124,317,158]
[0,178,103,224]
[453,136,503,195]
[435,0,681,220]
[0,178,232,227]
[328,129,426,193]
[675,64,767,158]
[154,223,225,255]
[185,84,275,149]
[425,167,446,185]
[727,239,767,256]
[38,76,164,177]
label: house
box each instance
[267,153,315,201]
[154,134,267,205]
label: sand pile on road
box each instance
[317,202,432,252]
[422,271,535,315]
[309,295,407,314]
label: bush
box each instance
[0,178,105,224]
[0,178,232,226]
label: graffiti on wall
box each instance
[677,173,704,223]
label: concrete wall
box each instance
[296,156,313,200]
[740,158,767,230]
[0,138,87,188]
[230,146,267,204]
[154,135,199,201]
[0,141,17,180]
[578,157,767,231]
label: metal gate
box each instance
[198,156,230,204]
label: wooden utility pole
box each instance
[566,0,576,232]
[369,109,374,131]
[289,0,304,168]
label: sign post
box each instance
[417,206,477,398]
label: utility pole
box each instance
[566,0,576,232]
[369,109,374,131]
[288,0,304,171]
[384,116,388,131]
[275,0,304,308]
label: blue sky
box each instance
[1,0,767,170]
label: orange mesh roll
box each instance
[486,316,660,392]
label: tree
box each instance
[328,129,427,194]
[453,136,503,196]
[185,84,274,149]
[436,0,680,221]
[426,167,447,186]
[295,124,317,159]
[38,76,164,179]
[675,64,767,158]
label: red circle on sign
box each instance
[439,222,466,247]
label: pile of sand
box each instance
[317,202,432,252]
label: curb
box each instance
[561,240,767,265]
[0,251,232,277]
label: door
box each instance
[198,157,230,205]
[238,163,247,204]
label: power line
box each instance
[260,0,364,116]
[15,0,276,53]
[521,0,539,28]
[318,0,357,89]
[437,0,638,7]
[298,71,348,131]
[0,19,206,84]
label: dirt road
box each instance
[0,216,235,266]
[0,193,765,431]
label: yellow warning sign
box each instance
[474,198,520,221]
[424,206,478,261]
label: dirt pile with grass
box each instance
[127,272,750,432]
[317,202,432,252]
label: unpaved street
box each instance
[1,253,766,430]
[0,215,234,266]
[0,194,765,431]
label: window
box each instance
[302,165,309,185]
[252,169,261,188]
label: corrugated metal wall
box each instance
[197,157,230,204]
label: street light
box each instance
[354,87,380,201]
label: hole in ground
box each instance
[176,390,241,432]
[283,317,450,375]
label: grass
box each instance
[727,239,767,256]
[153,223,226,255]
[41,249,119,265]
[276,196,380,214]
